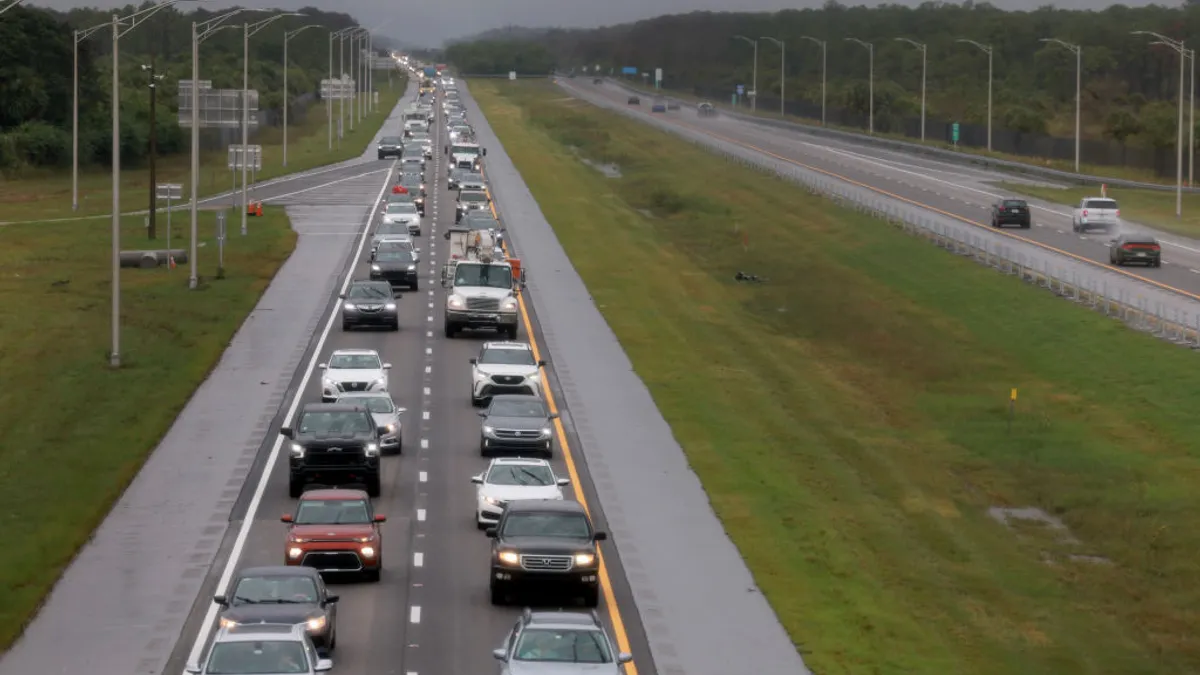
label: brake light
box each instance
[1115,209,1120,217]
[1082,209,1088,217]
[1148,244,1160,251]
[1122,244,1135,251]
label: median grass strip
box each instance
[0,208,296,649]
[475,80,1200,675]
[997,181,1200,239]
[0,75,404,222]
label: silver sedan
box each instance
[334,392,406,454]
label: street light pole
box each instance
[339,29,348,143]
[72,23,109,212]
[733,35,758,111]
[189,8,265,291]
[1133,31,1186,218]
[800,36,826,126]
[761,37,785,116]
[956,39,993,151]
[846,38,874,134]
[895,38,927,142]
[284,24,323,167]
[1190,49,1195,187]
[142,62,164,238]
[1040,38,1081,173]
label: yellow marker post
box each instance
[1008,388,1017,433]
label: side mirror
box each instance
[556,478,571,486]
[338,293,345,299]
[213,594,228,606]
[325,594,339,604]
[618,653,633,664]
[383,363,392,369]
[374,514,387,522]
[280,427,294,438]
[469,357,478,364]
[537,360,546,367]
[318,363,327,369]
[485,527,498,538]
[593,531,608,541]
[444,230,451,239]
[549,413,559,420]
[492,648,507,661]
[280,514,294,523]
[377,426,390,436]
[471,475,484,484]
[185,664,202,674]
[315,658,334,672]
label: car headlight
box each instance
[306,616,327,632]
[288,547,303,559]
[501,298,518,311]
[364,443,379,457]
[384,423,396,433]
[360,546,376,557]
[540,426,552,438]
[407,264,416,271]
[484,495,501,506]
[448,295,465,309]
[343,302,356,311]
[219,617,238,628]
[497,550,519,565]
[574,552,596,566]
[482,425,494,434]
[385,303,397,310]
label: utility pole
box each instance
[1133,31,1187,218]
[846,38,874,134]
[733,35,758,111]
[1040,39,1081,172]
[142,60,164,239]
[956,39,994,151]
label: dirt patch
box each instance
[989,506,1112,565]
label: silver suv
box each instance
[492,609,632,674]
[187,623,333,674]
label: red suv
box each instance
[282,489,386,581]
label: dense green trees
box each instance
[0,4,373,173]
[451,3,1200,174]
[443,39,555,76]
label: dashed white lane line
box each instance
[410,606,421,623]
[420,438,429,449]
[423,386,431,396]
[426,330,433,337]
[422,411,430,421]
[425,347,432,356]
[417,508,426,521]
[427,315,433,322]
[419,470,428,482]
[413,552,424,567]
[425,365,431,374]
[428,302,434,309]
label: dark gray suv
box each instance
[340,281,399,331]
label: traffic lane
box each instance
[566,80,1200,299]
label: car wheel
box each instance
[288,475,304,499]
[480,442,490,457]
[342,321,351,331]
[390,320,400,331]
[328,627,336,650]
[411,280,419,291]
[444,322,457,338]
[505,325,518,340]
[1022,222,1031,229]
[364,568,381,583]
[581,586,600,608]
[490,583,506,606]
[365,474,381,497]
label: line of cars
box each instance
[185,78,631,675]
[991,194,1161,267]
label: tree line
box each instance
[0,4,373,174]
[445,3,1200,175]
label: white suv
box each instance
[320,349,391,402]
[471,457,569,527]
[470,342,545,406]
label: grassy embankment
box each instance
[996,181,1200,239]
[474,79,1200,675]
[0,73,405,222]
[0,207,297,649]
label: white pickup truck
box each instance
[1071,197,1120,234]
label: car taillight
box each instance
[1115,209,1120,217]
[1122,244,1135,251]
[1149,244,1160,251]
[1082,209,1088,217]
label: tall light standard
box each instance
[845,38,874,134]
[0,0,24,15]
[895,38,927,142]
[240,12,305,239]
[1133,31,1186,218]
[1189,49,1195,186]
[733,35,758,111]
[106,0,187,368]
[357,28,370,121]
[330,27,354,149]
[760,36,785,116]
[800,36,826,126]
[284,24,323,167]
[956,39,993,151]
[71,21,110,212]
[1040,38,1081,173]
[189,8,266,291]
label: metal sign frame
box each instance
[319,77,356,100]
[178,81,259,128]
[227,145,263,171]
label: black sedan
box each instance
[340,280,399,331]
[371,247,420,290]
[478,394,558,458]
[214,566,339,652]
[628,95,640,105]
[1109,233,1161,267]
[377,136,404,160]
[991,198,1032,228]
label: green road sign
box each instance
[951,122,960,144]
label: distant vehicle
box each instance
[376,136,403,160]
[471,457,568,528]
[469,340,545,405]
[1109,233,1161,267]
[990,198,1031,228]
[340,280,399,331]
[697,101,717,117]
[627,95,640,105]
[282,404,385,497]
[1072,197,1120,233]
[370,246,420,291]
[214,566,339,652]
[477,395,558,458]
[281,489,386,580]
[651,100,666,113]
[317,349,391,402]
[593,77,603,84]
[334,391,405,454]
[456,189,492,223]
[491,609,632,674]
[666,100,680,111]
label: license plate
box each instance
[1137,252,1146,257]
[476,314,498,321]
[1010,209,1020,213]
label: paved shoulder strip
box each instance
[460,83,813,675]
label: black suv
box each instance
[377,136,404,160]
[487,499,606,607]
[282,403,387,497]
[991,198,1031,228]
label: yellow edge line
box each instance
[476,179,640,673]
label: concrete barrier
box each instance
[119,249,189,269]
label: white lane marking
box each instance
[425,365,431,374]
[420,438,429,449]
[426,330,433,337]
[410,606,421,623]
[427,315,433,322]
[428,302,434,309]
[181,159,398,672]
[417,508,426,521]
[425,347,432,355]
[262,168,391,204]
[413,552,424,567]
[422,411,430,420]
[423,386,431,395]
[419,470,428,482]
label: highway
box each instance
[165,84,658,675]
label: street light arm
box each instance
[285,23,323,40]
[799,35,825,48]
[117,0,192,39]
[247,12,305,37]
[1039,37,1081,53]
[845,37,872,52]
[732,34,756,47]
[894,37,925,51]
[1132,30,1182,50]
[76,21,112,43]
[198,8,264,41]
[0,0,24,15]
[760,36,783,47]
[956,38,992,54]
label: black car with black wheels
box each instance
[282,403,387,497]
[341,280,399,331]
[487,499,605,608]
[214,566,339,652]
[370,247,419,290]
[377,136,403,160]
[1109,233,1162,267]
[991,198,1031,228]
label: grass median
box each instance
[0,207,296,649]
[996,181,1200,239]
[475,79,1200,675]
[0,73,405,223]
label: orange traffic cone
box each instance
[256,202,263,217]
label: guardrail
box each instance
[560,80,1200,350]
[598,77,1200,194]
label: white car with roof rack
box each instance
[469,341,545,405]
[186,622,332,674]
[471,457,569,527]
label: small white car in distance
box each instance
[470,341,545,406]
[471,457,569,528]
[320,349,391,402]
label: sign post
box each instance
[156,183,183,269]
[736,84,745,106]
[951,122,960,146]
[216,210,227,279]
[654,68,663,90]
[509,71,516,80]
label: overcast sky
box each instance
[27,0,1169,47]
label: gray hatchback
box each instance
[492,609,632,675]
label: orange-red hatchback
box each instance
[282,489,386,582]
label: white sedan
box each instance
[470,457,569,528]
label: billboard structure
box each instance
[320,76,355,100]
[176,80,259,128]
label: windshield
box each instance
[410,133,429,141]
[295,498,370,524]
[380,137,402,145]
[347,284,391,300]
[487,463,554,486]
[480,348,535,366]
[231,575,318,605]
[343,395,394,414]
[387,203,417,214]
[404,112,424,121]
[454,264,512,289]
[490,398,548,418]
[1085,199,1118,209]
[297,410,372,434]
[460,192,487,203]
[513,628,612,663]
[377,223,408,235]
[451,145,480,156]
[204,641,309,674]
[375,249,412,262]
[327,353,381,369]
[502,512,590,538]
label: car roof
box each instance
[490,394,546,404]
[335,391,393,400]
[331,348,380,356]
[215,623,306,642]
[504,498,584,515]
[526,610,603,629]
[299,488,370,501]
[483,341,532,351]
[299,402,369,414]
[236,565,323,580]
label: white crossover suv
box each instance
[471,457,569,528]
[469,341,545,406]
[319,349,391,402]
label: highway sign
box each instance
[951,122,960,144]
[319,77,355,100]
[509,71,516,80]
[178,83,258,128]
[227,144,262,171]
[736,84,744,95]
[621,66,637,75]
[155,183,182,200]
[655,68,662,89]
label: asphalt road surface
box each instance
[165,86,658,675]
